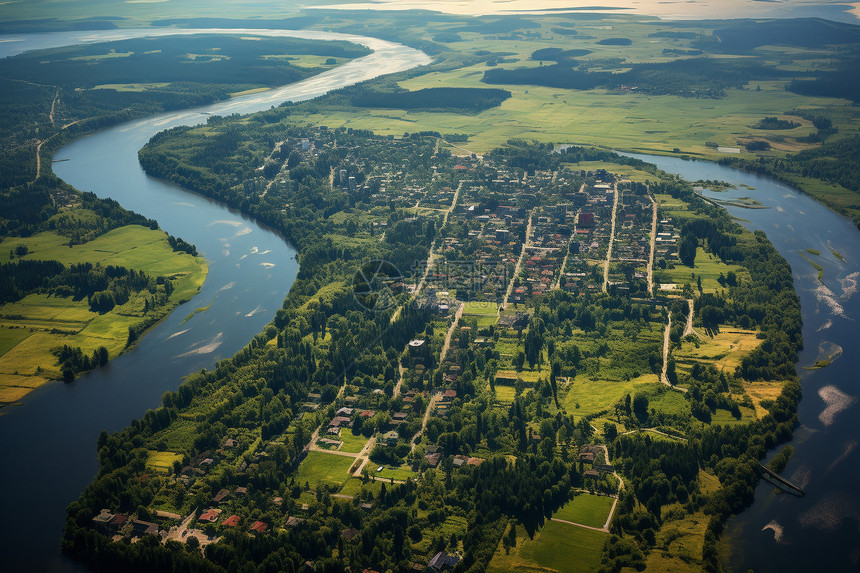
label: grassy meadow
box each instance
[0,225,207,404]
[553,493,615,529]
[487,521,607,573]
[294,451,355,489]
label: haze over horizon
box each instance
[1,0,859,24]
[310,0,860,22]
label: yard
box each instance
[295,451,355,489]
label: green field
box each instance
[562,373,660,422]
[644,508,710,573]
[295,451,355,489]
[487,521,607,573]
[655,248,750,294]
[338,429,369,454]
[338,477,384,497]
[0,225,206,403]
[145,450,183,473]
[369,464,417,482]
[553,493,615,529]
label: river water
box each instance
[0,29,429,572]
[625,153,860,572]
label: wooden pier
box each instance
[757,462,805,497]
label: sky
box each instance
[307,0,860,22]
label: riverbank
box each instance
[625,152,860,573]
[0,225,208,406]
[0,29,426,573]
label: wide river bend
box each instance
[0,28,429,572]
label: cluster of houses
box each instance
[423,444,485,469]
[578,445,615,479]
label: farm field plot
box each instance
[295,451,355,489]
[146,451,183,474]
[673,327,760,373]
[553,493,615,529]
[487,521,606,573]
[0,225,207,404]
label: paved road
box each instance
[501,209,534,312]
[602,183,620,293]
[647,194,658,298]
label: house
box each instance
[250,520,268,533]
[285,516,305,527]
[223,515,241,527]
[359,502,374,512]
[212,489,230,503]
[92,509,115,530]
[428,551,461,571]
[441,389,457,403]
[383,430,399,446]
[452,455,469,468]
[130,519,159,536]
[467,457,485,466]
[223,438,238,448]
[584,469,600,479]
[329,416,352,428]
[392,412,409,421]
[341,527,360,540]
[360,410,376,418]
[578,452,595,465]
[408,339,427,357]
[425,452,441,468]
[111,514,127,531]
[303,402,320,412]
[336,407,355,417]
[199,509,221,523]
[234,486,247,495]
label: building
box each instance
[223,515,241,527]
[383,430,399,446]
[428,551,460,571]
[250,520,269,533]
[199,509,221,523]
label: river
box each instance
[625,153,860,572]
[0,25,855,573]
[0,29,429,572]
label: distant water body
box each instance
[625,153,860,572]
[0,29,429,573]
